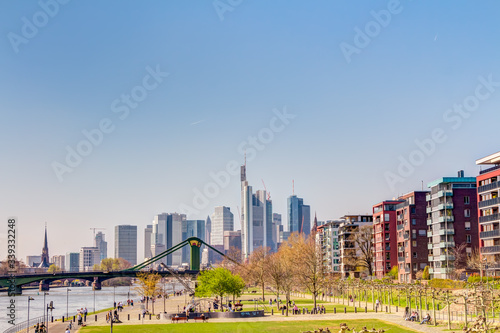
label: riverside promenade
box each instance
[40,293,449,333]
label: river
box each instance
[0,284,181,332]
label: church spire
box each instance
[40,223,50,268]
[311,212,318,234]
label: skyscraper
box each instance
[205,215,212,245]
[115,225,138,266]
[151,213,186,266]
[211,206,234,247]
[287,195,311,236]
[144,224,153,260]
[241,164,273,259]
[51,255,65,271]
[94,231,107,261]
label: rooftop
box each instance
[476,151,500,165]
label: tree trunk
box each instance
[262,281,265,302]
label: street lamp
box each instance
[43,292,49,327]
[66,288,71,319]
[113,286,116,308]
[27,296,34,333]
[93,287,96,314]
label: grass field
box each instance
[80,319,420,333]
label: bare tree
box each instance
[265,251,284,308]
[467,248,482,270]
[246,246,270,301]
[220,246,242,275]
[290,233,325,308]
[345,225,374,276]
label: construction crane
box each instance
[261,179,271,200]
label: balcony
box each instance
[426,194,431,201]
[428,255,434,261]
[427,231,433,237]
[437,190,453,198]
[437,203,454,211]
[427,243,433,250]
[480,213,500,224]
[438,216,454,223]
[479,197,500,209]
[398,256,405,262]
[481,245,500,254]
[397,224,404,231]
[404,267,410,273]
[439,241,455,248]
[439,255,456,261]
[403,233,409,240]
[427,219,432,225]
[426,206,432,214]
[478,180,500,193]
[480,229,500,239]
[398,246,405,252]
[438,229,455,236]
[429,268,434,274]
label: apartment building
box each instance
[373,201,401,279]
[476,151,500,276]
[338,215,373,278]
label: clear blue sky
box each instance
[1,0,500,262]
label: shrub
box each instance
[422,266,430,280]
[428,278,465,289]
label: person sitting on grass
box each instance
[420,313,431,325]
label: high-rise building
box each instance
[240,164,273,259]
[182,220,205,263]
[224,230,242,253]
[144,225,153,260]
[94,231,107,262]
[151,213,186,266]
[51,255,65,271]
[79,247,100,272]
[287,195,311,236]
[426,171,478,279]
[65,252,80,272]
[115,225,138,266]
[373,200,401,279]
[476,151,500,276]
[273,213,282,248]
[26,256,41,267]
[205,215,212,245]
[317,220,341,273]
[211,207,234,247]
[338,215,373,278]
[395,191,429,283]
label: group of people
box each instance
[107,308,120,323]
[404,308,431,325]
[34,322,47,333]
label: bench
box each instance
[171,316,188,323]
[194,316,208,322]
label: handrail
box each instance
[3,315,44,333]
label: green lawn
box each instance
[81,319,420,333]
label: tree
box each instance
[290,233,325,308]
[386,266,398,279]
[195,267,245,310]
[47,264,61,274]
[346,225,374,276]
[0,259,27,274]
[99,258,133,286]
[220,246,243,275]
[246,246,270,301]
[135,272,162,314]
[422,266,430,280]
[276,233,299,316]
[266,251,285,308]
[467,248,482,270]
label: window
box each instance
[411,207,416,214]
[465,222,471,231]
[411,219,416,225]
[465,209,471,217]
[412,241,417,247]
[418,229,426,236]
[464,196,470,205]
[384,214,390,222]
[413,252,417,258]
[412,230,417,239]
[466,235,471,243]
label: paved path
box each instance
[33,293,452,333]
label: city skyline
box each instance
[2,1,500,262]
